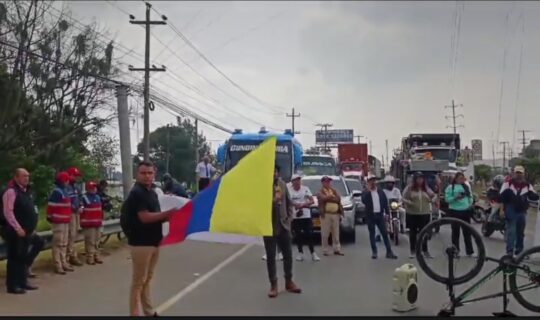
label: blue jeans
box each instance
[366,214,393,255]
[505,209,526,255]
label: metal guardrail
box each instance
[0,219,123,261]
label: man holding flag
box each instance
[263,165,302,298]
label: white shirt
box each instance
[371,190,381,213]
[383,188,402,203]
[195,162,215,179]
[287,185,313,219]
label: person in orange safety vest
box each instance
[47,172,72,275]
[81,181,104,265]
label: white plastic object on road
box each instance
[392,263,418,312]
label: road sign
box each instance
[315,129,353,144]
[471,139,482,160]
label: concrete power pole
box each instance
[354,135,364,144]
[385,139,389,169]
[116,85,133,199]
[194,118,199,185]
[500,141,509,171]
[286,107,301,135]
[316,123,333,152]
[518,129,531,155]
[129,2,167,161]
[445,100,464,146]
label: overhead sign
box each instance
[315,129,354,144]
[471,139,482,160]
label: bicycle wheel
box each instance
[509,246,540,312]
[416,217,486,285]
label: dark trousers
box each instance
[406,214,430,253]
[292,218,314,254]
[198,178,210,192]
[506,212,526,255]
[4,230,30,290]
[448,210,474,255]
[27,233,45,270]
[366,214,393,255]
[263,231,293,284]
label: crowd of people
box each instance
[1,167,112,294]
[2,158,538,315]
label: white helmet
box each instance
[382,175,396,183]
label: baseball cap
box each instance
[321,176,333,182]
[291,174,302,181]
[514,165,525,174]
[367,174,379,181]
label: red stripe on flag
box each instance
[161,201,194,246]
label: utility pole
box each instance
[165,124,171,173]
[354,135,364,144]
[385,139,389,169]
[129,2,167,161]
[316,123,333,153]
[194,118,199,185]
[445,100,464,146]
[286,107,301,135]
[492,143,496,169]
[517,129,531,154]
[500,141,509,171]
[116,85,133,199]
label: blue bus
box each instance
[217,128,303,182]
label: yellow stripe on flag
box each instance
[210,136,277,236]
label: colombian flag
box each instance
[161,136,277,246]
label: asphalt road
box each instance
[0,213,538,316]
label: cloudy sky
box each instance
[61,1,540,162]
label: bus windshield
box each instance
[226,140,293,180]
[302,156,336,176]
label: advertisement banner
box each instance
[315,129,354,144]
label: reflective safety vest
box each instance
[81,195,104,228]
[47,188,72,224]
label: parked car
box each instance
[300,175,357,243]
[344,178,367,224]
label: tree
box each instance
[523,145,540,159]
[136,120,211,185]
[513,158,540,185]
[474,164,492,184]
[87,132,119,178]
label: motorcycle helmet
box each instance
[492,175,505,189]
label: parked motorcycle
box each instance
[386,198,401,246]
[481,201,505,237]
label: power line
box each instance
[148,2,287,115]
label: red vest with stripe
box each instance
[81,194,104,228]
[47,188,72,224]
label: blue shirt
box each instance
[82,193,102,207]
[66,183,82,212]
[49,184,69,203]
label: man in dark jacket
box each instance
[361,174,398,260]
[500,166,539,256]
[1,168,39,294]
[161,174,189,198]
[263,165,301,298]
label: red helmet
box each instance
[56,171,71,184]
[67,167,82,177]
[86,181,98,190]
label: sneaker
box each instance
[278,253,283,261]
[409,252,415,259]
[296,254,304,262]
[371,253,378,259]
[312,253,321,261]
[386,252,398,259]
[262,254,267,261]
[466,253,477,259]
[423,252,434,259]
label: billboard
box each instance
[315,129,354,144]
[471,139,483,160]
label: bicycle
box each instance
[415,217,540,317]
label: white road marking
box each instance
[156,243,253,314]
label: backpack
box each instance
[119,197,132,238]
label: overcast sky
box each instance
[62,1,540,162]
